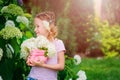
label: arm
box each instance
[30,51,65,71]
[42,51,65,70]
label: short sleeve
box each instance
[55,40,66,53]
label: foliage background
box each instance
[23,0,120,57]
[0,0,120,80]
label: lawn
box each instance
[75,56,120,80]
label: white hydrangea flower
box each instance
[74,55,81,65]
[77,70,87,80]
[76,78,83,80]
[0,48,3,61]
[69,78,72,80]
[16,16,29,26]
[5,20,15,27]
[20,47,29,59]
[1,6,8,13]
[42,20,50,31]
[20,38,36,59]
[20,35,56,59]
[0,76,3,80]
[47,42,56,57]
[35,35,56,57]
[35,35,49,48]
[0,26,22,40]
[21,38,36,50]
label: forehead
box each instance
[34,18,42,23]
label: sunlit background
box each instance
[23,0,120,56]
[94,0,102,17]
[0,0,120,80]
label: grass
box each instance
[75,56,120,80]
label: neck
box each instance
[47,36,55,42]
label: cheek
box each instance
[38,29,42,33]
[43,28,49,33]
[40,26,47,32]
[37,27,44,33]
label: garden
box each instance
[0,0,120,80]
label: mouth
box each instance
[35,31,39,34]
[35,32,40,36]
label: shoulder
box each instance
[55,38,64,44]
[54,38,66,53]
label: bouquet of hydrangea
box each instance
[20,35,56,63]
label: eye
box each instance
[36,25,39,28]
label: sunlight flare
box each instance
[94,0,102,17]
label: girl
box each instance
[27,11,66,80]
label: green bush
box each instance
[58,55,87,80]
[88,17,120,58]
[0,3,32,80]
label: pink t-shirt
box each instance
[28,39,66,80]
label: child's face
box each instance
[34,18,48,37]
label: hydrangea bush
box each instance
[0,2,32,80]
[0,2,87,80]
[1,4,24,16]
[16,16,29,27]
[0,26,22,40]
[58,55,87,80]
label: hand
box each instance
[29,59,45,67]
[26,59,30,66]
[26,56,32,66]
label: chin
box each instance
[36,34,39,37]
[37,34,40,36]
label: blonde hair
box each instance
[35,11,58,41]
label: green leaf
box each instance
[10,38,20,57]
[25,31,33,38]
[19,23,26,30]
[5,44,14,59]
[0,58,15,80]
